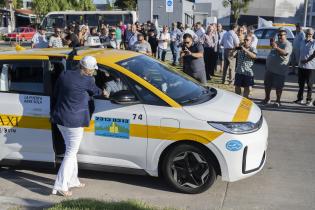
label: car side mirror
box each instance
[110,90,139,105]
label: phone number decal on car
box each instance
[94,116,130,139]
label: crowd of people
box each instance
[30,21,315,107]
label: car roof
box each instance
[0,48,139,65]
[255,27,293,31]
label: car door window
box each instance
[0,61,45,94]
[127,78,169,106]
[95,66,130,99]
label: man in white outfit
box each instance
[51,56,104,196]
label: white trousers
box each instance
[53,125,83,192]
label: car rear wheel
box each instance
[162,144,216,194]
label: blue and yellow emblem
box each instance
[95,117,130,139]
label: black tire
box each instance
[161,144,216,194]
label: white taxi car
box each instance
[255,26,295,59]
[0,48,268,194]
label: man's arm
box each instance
[48,37,53,48]
[242,46,257,59]
[186,43,204,58]
[232,32,240,48]
[272,42,291,56]
[301,50,315,64]
[146,43,152,56]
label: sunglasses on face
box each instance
[307,33,313,36]
[244,39,250,41]
[183,42,190,44]
[111,33,116,36]
[278,33,286,37]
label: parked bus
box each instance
[41,10,137,32]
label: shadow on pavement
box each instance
[79,169,178,193]
[253,82,315,94]
[0,166,178,194]
[252,98,315,114]
[0,168,54,196]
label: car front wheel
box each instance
[162,144,216,194]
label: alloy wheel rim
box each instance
[170,151,210,189]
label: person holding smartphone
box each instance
[263,28,292,107]
[234,35,257,98]
[180,33,207,85]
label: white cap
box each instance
[80,56,98,70]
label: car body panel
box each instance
[0,48,268,185]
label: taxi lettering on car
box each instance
[0,47,268,193]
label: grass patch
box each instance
[46,199,178,210]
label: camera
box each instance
[235,46,242,50]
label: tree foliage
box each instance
[0,0,23,9]
[114,0,137,10]
[223,0,253,24]
[32,0,95,17]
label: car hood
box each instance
[183,89,261,123]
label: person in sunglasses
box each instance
[180,33,207,85]
[103,29,119,49]
[263,27,292,107]
[49,27,64,48]
[297,28,315,106]
[234,35,257,98]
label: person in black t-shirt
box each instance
[180,33,207,85]
[147,29,158,58]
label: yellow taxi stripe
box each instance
[0,114,222,144]
[0,55,49,60]
[108,63,182,108]
[257,45,272,49]
[0,114,51,130]
[85,123,223,144]
[232,97,253,122]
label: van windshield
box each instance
[117,55,216,105]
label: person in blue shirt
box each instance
[52,56,104,196]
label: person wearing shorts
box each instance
[263,28,292,107]
[234,35,257,98]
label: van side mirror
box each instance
[110,90,139,105]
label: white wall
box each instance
[194,0,230,26]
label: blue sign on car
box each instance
[226,140,243,151]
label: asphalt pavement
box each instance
[0,55,314,209]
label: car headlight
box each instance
[208,116,263,134]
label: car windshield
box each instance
[263,29,277,39]
[117,55,215,105]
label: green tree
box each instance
[32,0,49,17]
[223,0,253,24]
[0,0,6,8]
[114,0,137,10]
[13,0,23,9]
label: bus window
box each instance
[43,15,65,29]
[123,14,133,24]
[101,14,122,26]
[85,14,100,27]
[67,15,84,26]
[44,14,65,29]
